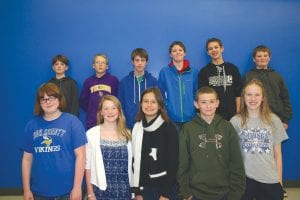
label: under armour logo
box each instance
[199,134,223,149]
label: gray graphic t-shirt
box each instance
[230,114,288,183]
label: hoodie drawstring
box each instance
[133,75,147,104]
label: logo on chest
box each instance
[199,134,223,149]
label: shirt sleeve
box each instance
[272,114,289,144]
[21,121,34,153]
[79,80,90,112]
[71,117,87,149]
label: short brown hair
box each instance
[195,86,218,101]
[205,38,223,51]
[131,48,148,61]
[52,54,69,65]
[34,83,66,115]
[169,41,186,53]
[252,45,271,58]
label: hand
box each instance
[87,196,96,200]
[184,196,193,200]
[159,195,169,200]
[23,189,34,200]
[70,187,82,200]
[134,194,143,200]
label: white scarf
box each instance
[131,115,164,187]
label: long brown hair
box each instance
[97,95,131,141]
[239,79,273,127]
[135,87,170,122]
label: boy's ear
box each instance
[193,100,199,109]
[216,99,220,108]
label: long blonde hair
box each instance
[239,79,273,127]
[97,95,131,142]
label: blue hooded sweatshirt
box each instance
[118,70,157,128]
[158,60,198,123]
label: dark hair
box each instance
[205,38,223,51]
[195,86,218,101]
[52,54,69,66]
[135,87,169,122]
[169,41,186,53]
[34,83,66,115]
[252,45,271,58]
[131,48,148,61]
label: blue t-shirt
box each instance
[22,113,87,197]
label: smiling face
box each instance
[100,100,119,123]
[170,44,186,63]
[207,41,224,61]
[253,51,270,69]
[93,56,108,77]
[194,93,219,119]
[141,92,160,122]
[244,83,264,113]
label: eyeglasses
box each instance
[142,99,157,105]
[94,61,107,65]
[40,96,57,104]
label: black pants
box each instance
[242,177,284,200]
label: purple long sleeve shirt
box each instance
[79,73,119,129]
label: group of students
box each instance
[21,38,292,200]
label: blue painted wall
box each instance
[1,0,299,188]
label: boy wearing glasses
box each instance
[118,48,157,129]
[48,54,79,116]
[177,87,245,200]
[79,54,119,129]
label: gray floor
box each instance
[0,188,299,200]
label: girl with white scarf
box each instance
[131,87,179,200]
